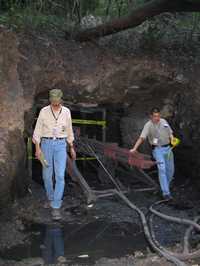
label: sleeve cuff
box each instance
[32,134,41,144]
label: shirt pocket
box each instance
[60,123,67,134]
[163,123,169,128]
[163,123,170,135]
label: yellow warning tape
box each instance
[27,137,96,162]
[72,119,106,128]
[76,157,96,161]
[28,156,35,160]
[28,156,96,161]
[34,117,106,127]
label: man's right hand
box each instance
[35,147,42,160]
[129,148,137,153]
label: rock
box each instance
[57,255,67,263]
[19,257,44,266]
[175,73,188,84]
[134,251,144,258]
[81,14,102,29]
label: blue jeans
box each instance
[152,146,174,196]
[42,226,64,264]
[41,138,67,209]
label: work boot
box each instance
[51,208,62,221]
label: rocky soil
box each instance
[0,178,200,266]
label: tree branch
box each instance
[70,0,200,42]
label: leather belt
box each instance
[42,137,66,140]
[152,143,170,149]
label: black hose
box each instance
[85,142,186,266]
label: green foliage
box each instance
[0,0,136,32]
[0,0,200,45]
[0,7,69,33]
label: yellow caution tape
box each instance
[76,157,96,161]
[72,119,106,128]
[34,118,106,126]
[27,136,97,162]
[28,156,96,161]
[28,156,35,160]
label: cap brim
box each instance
[49,97,62,102]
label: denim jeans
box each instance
[152,146,174,196]
[42,225,64,264]
[41,138,67,209]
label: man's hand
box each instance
[129,137,144,154]
[70,147,76,160]
[129,148,137,153]
[35,147,42,160]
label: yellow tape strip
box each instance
[28,155,97,161]
[34,118,106,127]
[72,119,106,128]
[27,136,97,162]
[76,157,96,161]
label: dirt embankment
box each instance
[1,25,200,209]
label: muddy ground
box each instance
[1,171,200,266]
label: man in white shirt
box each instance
[130,107,175,200]
[33,89,76,220]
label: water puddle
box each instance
[0,219,148,265]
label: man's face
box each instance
[151,112,161,124]
[50,99,61,107]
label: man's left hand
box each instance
[70,147,76,160]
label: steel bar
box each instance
[67,158,96,204]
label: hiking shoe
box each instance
[51,208,62,221]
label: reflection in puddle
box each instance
[42,224,65,264]
[0,220,147,264]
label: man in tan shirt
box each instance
[33,89,76,220]
[130,107,175,200]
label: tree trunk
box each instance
[71,0,200,42]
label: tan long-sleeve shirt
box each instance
[33,105,74,144]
